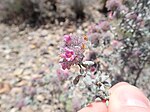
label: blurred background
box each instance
[0,0,150,112]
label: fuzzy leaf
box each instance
[82,61,94,66]
[106,100,109,107]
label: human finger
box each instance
[78,102,108,112]
[108,82,150,112]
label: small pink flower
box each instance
[60,34,85,70]
[90,66,96,72]
[108,11,114,20]
[106,0,122,11]
[62,47,76,61]
[64,35,71,45]
[61,62,71,70]
[108,11,119,20]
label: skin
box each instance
[79,82,150,112]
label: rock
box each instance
[41,105,53,112]
[5,55,11,60]
[44,24,51,29]
[66,26,76,33]
[41,30,49,37]
[36,94,45,102]
[103,46,113,56]
[19,23,26,31]
[15,80,28,87]
[23,69,32,75]
[58,103,64,109]
[43,109,53,112]
[0,82,11,94]
[13,68,24,76]
[3,49,11,54]
[19,31,26,36]
[27,36,33,41]
[10,108,18,112]
[31,74,42,79]
[22,76,32,80]
[29,44,38,49]
[82,22,89,28]
[21,106,34,112]
[10,87,22,95]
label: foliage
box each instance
[0,0,104,25]
[58,0,150,110]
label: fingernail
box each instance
[125,98,149,108]
[119,92,149,108]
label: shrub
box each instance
[0,0,57,25]
[58,0,150,109]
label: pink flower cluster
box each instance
[87,20,110,47]
[88,20,110,34]
[99,20,110,32]
[106,0,128,15]
[60,34,86,70]
[106,0,122,11]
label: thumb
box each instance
[108,82,150,112]
[78,102,108,112]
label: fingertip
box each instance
[78,102,108,112]
[109,82,129,93]
[109,83,150,112]
[112,106,150,112]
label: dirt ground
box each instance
[0,19,150,112]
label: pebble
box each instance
[41,30,49,37]
[27,36,33,41]
[66,27,76,33]
[41,105,53,112]
[16,80,28,87]
[23,69,32,75]
[10,108,18,112]
[13,69,24,76]
[82,22,89,28]
[10,87,22,95]
[22,76,32,80]
[0,82,11,94]
[30,44,38,49]
[36,94,45,102]
[103,46,113,56]
[21,106,34,112]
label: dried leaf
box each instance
[73,75,82,85]
[80,68,84,74]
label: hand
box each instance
[79,82,150,112]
